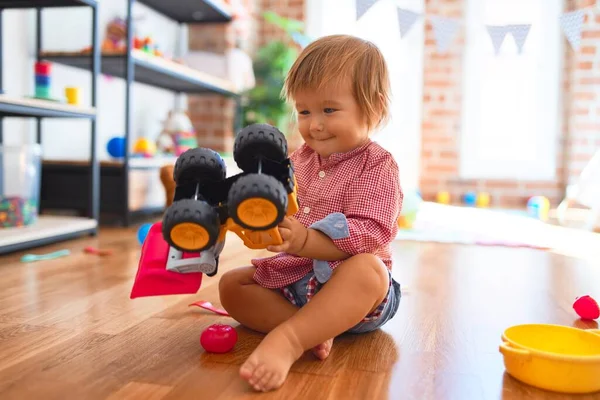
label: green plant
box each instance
[241,12,311,134]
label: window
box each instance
[460,0,563,180]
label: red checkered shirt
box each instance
[252,139,403,289]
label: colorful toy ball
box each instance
[137,223,152,245]
[476,192,490,208]
[133,138,157,157]
[436,191,450,205]
[463,191,477,206]
[107,137,126,158]
[200,324,238,353]
[573,295,599,320]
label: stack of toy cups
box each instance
[35,61,52,99]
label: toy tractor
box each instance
[163,122,298,253]
[129,123,298,299]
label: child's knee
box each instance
[219,267,256,303]
[337,254,390,294]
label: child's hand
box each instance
[267,216,308,255]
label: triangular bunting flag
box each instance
[356,0,379,20]
[486,25,509,55]
[430,15,460,53]
[506,24,531,54]
[397,8,421,37]
[559,9,585,51]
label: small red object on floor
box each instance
[573,295,600,320]
[189,300,230,317]
[200,324,238,353]
[84,246,113,256]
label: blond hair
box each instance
[283,34,391,131]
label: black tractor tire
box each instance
[233,123,287,172]
[227,173,288,230]
[162,199,220,252]
[173,147,227,185]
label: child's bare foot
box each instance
[312,338,333,360]
[240,327,304,392]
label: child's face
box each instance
[293,81,370,159]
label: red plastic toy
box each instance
[573,295,599,320]
[200,324,238,353]
[130,222,207,298]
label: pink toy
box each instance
[189,300,230,317]
[200,324,238,353]
[129,222,203,298]
[573,295,600,320]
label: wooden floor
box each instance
[0,224,599,400]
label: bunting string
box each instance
[355,0,597,54]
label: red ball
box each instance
[200,324,238,353]
[573,295,600,320]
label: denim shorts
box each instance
[280,270,401,334]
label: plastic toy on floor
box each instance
[130,123,299,299]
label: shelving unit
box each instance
[40,48,237,95]
[0,0,100,253]
[39,0,239,226]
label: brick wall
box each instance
[187,0,305,154]
[563,0,600,187]
[420,0,599,207]
[419,0,465,203]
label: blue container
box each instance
[0,144,42,227]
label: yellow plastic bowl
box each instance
[499,324,600,394]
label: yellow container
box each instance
[65,87,81,105]
[499,324,600,394]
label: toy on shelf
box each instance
[65,87,81,105]
[0,144,42,228]
[132,138,156,158]
[156,110,197,156]
[34,61,52,99]
[129,123,299,299]
[527,195,550,221]
[102,17,127,53]
[81,17,164,58]
[106,136,126,158]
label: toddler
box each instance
[219,34,403,392]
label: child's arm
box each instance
[266,216,350,260]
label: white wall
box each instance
[2,0,188,161]
[305,0,424,191]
